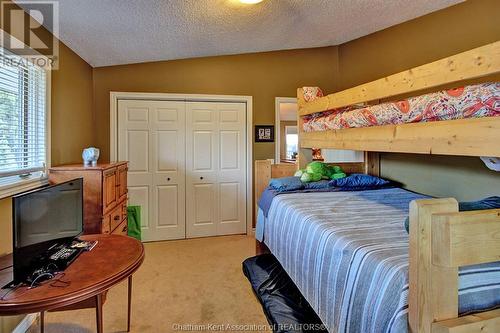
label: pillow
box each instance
[269,177,304,192]
[459,196,500,211]
[304,180,331,190]
[330,174,391,189]
[404,196,500,233]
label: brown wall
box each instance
[0,6,94,331]
[92,46,340,162]
[0,2,498,328]
[0,198,12,256]
[51,43,94,166]
[336,0,500,200]
[0,42,93,249]
[1,3,95,167]
[92,0,500,202]
[337,0,500,90]
[0,0,496,246]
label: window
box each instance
[0,46,49,197]
[285,126,298,160]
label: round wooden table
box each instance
[0,234,144,333]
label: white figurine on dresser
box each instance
[82,147,100,166]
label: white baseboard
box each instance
[12,313,38,333]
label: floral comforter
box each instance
[302,82,500,132]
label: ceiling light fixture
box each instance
[239,0,264,4]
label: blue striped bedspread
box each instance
[263,188,500,333]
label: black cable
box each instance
[1,266,71,301]
[50,273,70,288]
[0,283,21,301]
[29,272,55,289]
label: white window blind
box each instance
[0,47,47,184]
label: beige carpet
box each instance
[28,235,269,333]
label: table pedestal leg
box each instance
[127,276,132,332]
[40,311,44,333]
[96,293,103,333]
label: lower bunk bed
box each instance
[247,166,500,333]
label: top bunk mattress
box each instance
[263,188,500,333]
[302,82,500,132]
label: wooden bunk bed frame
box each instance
[298,41,500,160]
[255,42,500,333]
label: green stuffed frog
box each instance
[294,161,346,183]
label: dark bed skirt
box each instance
[242,254,328,333]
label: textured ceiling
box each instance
[17,0,463,67]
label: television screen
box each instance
[12,178,83,283]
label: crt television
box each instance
[12,178,83,283]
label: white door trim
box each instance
[110,92,253,236]
[274,97,297,163]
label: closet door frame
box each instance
[110,92,253,236]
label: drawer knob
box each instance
[114,216,120,221]
[200,176,204,180]
[167,177,171,181]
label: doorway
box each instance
[274,97,364,165]
[274,97,298,164]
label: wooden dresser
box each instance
[49,162,128,235]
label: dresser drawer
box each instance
[112,219,128,236]
[116,164,128,202]
[109,204,122,232]
[103,167,118,214]
[121,200,128,220]
[101,214,111,234]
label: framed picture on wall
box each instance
[255,125,274,142]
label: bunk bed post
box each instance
[364,152,380,176]
[408,199,459,333]
[297,88,312,169]
[254,160,271,254]
[254,160,298,255]
[254,159,272,226]
[255,160,272,204]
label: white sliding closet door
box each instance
[118,100,186,241]
[186,102,247,238]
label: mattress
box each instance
[263,188,500,333]
[302,82,500,132]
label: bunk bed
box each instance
[253,41,500,333]
[298,41,500,158]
